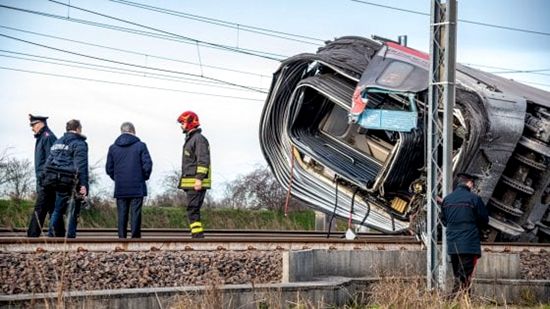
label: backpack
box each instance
[41,142,79,192]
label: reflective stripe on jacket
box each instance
[179,128,211,189]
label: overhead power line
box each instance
[0,66,265,102]
[350,0,550,37]
[464,63,550,77]
[0,4,286,61]
[0,50,268,92]
[0,25,272,79]
[110,0,324,46]
[48,0,287,60]
[0,32,268,93]
[517,80,550,88]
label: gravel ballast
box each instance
[0,250,282,295]
[1,249,548,295]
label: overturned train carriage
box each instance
[259,36,550,242]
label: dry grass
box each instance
[167,277,550,309]
[365,277,471,309]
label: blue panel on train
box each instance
[357,109,417,132]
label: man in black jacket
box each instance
[46,119,89,238]
[106,122,153,238]
[177,111,211,238]
[441,172,489,295]
[27,114,65,237]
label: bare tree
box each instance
[2,157,34,201]
[87,159,112,201]
[221,164,302,210]
[0,148,11,186]
[149,169,187,207]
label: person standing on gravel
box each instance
[440,172,489,295]
[26,114,66,237]
[106,122,153,238]
[177,111,211,239]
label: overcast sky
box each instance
[0,0,549,199]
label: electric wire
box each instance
[48,0,287,60]
[0,32,268,93]
[350,0,550,37]
[464,63,550,77]
[1,3,547,88]
[0,66,265,102]
[0,25,271,79]
[110,0,324,46]
[516,80,550,88]
[0,51,268,92]
[0,4,286,61]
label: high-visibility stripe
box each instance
[190,221,202,229]
[191,226,204,234]
[196,166,209,174]
[179,177,211,188]
[190,221,204,234]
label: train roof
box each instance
[457,64,550,108]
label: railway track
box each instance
[0,228,548,253]
[0,228,411,240]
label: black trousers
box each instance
[450,254,479,294]
[27,186,66,237]
[185,190,206,223]
[116,197,143,238]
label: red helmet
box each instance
[177,111,200,131]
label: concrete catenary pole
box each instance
[427,0,457,290]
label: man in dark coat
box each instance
[106,122,153,238]
[27,114,65,237]
[177,111,211,238]
[441,172,489,295]
[46,119,89,238]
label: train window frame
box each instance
[356,88,418,132]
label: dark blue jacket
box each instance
[46,132,89,190]
[106,134,152,198]
[34,126,57,179]
[441,184,489,255]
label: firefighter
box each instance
[441,172,489,295]
[177,111,211,238]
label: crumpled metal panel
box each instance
[260,36,550,241]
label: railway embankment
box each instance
[0,235,548,307]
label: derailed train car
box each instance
[259,36,550,242]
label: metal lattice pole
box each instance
[427,0,457,290]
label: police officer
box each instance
[177,111,211,238]
[47,119,89,238]
[27,114,65,237]
[441,172,489,295]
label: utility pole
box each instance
[426,0,457,290]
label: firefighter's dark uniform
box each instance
[178,128,211,238]
[441,179,489,294]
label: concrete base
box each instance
[2,277,548,308]
[0,279,366,309]
[286,249,523,282]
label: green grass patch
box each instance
[0,199,326,230]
